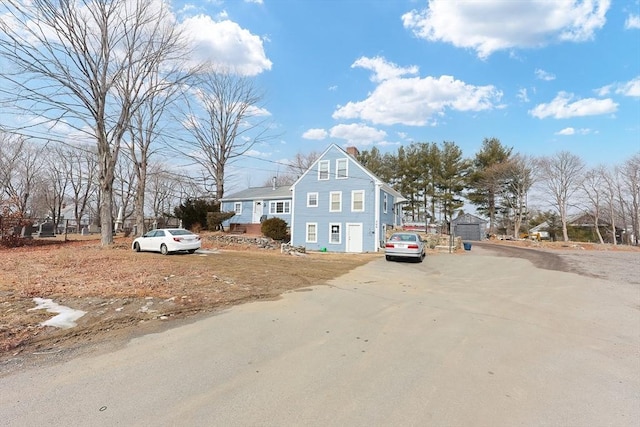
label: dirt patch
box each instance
[0,234,376,374]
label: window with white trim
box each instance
[318,160,330,180]
[352,190,365,212]
[329,223,341,244]
[383,193,388,213]
[336,158,348,179]
[329,191,342,212]
[306,223,317,243]
[269,200,291,214]
[307,192,318,207]
[234,202,242,214]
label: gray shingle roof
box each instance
[221,186,292,201]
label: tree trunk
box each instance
[560,207,569,242]
[100,182,113,246]
[594,218,604,244]
[135,166,147,236]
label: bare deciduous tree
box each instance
[499,154,534,238]
[618,154,640,245]
[580,166,607,244]
[178,71,272,200]
[65,144,97,232]
[536,151,585,242]
[42,144,71,227]
[0,0,190,245]
[1,137,43,216]
[262,151,321,187]
[0,132,24,208]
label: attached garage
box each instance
[452,214,487,241]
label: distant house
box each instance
[220,185,292,235]
[451,213,487,241]
[221,144,406,252]
[530,212,624,243]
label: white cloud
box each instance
[302,128,328,140]
[555,127,592,135]
[595,84,611,96]
[529,91,618,119]
[329,123,387,146]
[517,88,530,103]
[596,76,640,98]
[178,15,272,76]
[556,127,575,135]
[351,56,418,83]
[246,105,271,117]
[535,69,556,81]
[625,14,640,29]
[402,0,610,59]
[333,57,502,126]
[615,76,640,97]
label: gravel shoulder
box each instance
[473,241,639,286]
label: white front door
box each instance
[346,223,363,253]
[253,201,264,223]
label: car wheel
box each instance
[188,249,196,254]
[418,253,424,263]
[385,255,392,261]
[133,242,140,252]
[160,244,168,255]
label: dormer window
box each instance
[318,160,329,180]
[336,158,348,179]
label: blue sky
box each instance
[168,0,639,190]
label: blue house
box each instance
[221,144,406,252]
[220,185,292,234]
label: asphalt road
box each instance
[1,245,638,426]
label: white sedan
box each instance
[385,232,425,262]
[132,228,201,255]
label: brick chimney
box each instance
[346,146,360,158]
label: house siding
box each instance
[220,144,405,252]
[221,189,293,228]
[291,146,380,252]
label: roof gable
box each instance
[291,143,404,201]
[451,213,487,224]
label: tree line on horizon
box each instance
[356,138,639,245]
[3,131,637,245]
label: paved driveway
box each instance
[1,247,638,426]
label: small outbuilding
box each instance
[451,213,487,241]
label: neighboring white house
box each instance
[220,144,406,252]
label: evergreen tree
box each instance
[467,137,513,234]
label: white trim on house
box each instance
[351,190,365,212]
[374,182,381,251]
[329,191,342,212]
[307,192,318,207]
[233,202,242,214]
[329,222,341,244]
[269,200,291,214]
[318,160,330,180]
[306,222,318,243]
[336,158,348,179]
[345,222,363,252]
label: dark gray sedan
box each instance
[384,232,425,262]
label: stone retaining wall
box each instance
[206,234,307,255]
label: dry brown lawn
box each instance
[0,234,377,369]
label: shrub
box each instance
[261,217,288,241]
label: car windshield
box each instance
[168,229,192,236]
[390,234,417,242]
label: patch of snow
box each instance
[28,298,86,329]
